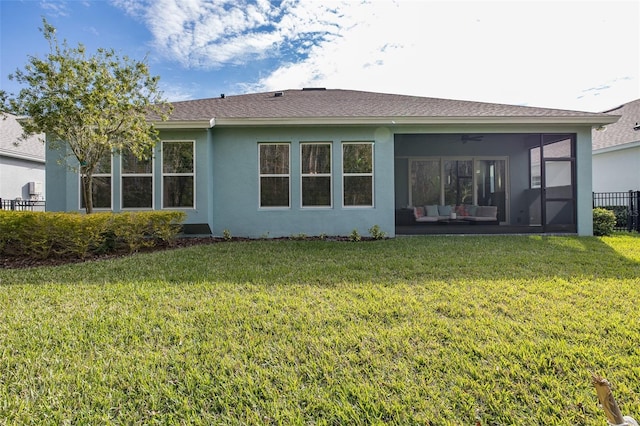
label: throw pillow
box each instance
[438,205,452,216]
[425,205,439,217]
[414,206,425,219]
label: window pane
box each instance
[343,144,372,173]
[163,176,194,208]
[260,177,289,207]
[444,160,473,205]
[81,176,111,209]
[410,159,440,206]
[302,144,330,174]
[163,142,193,174]
[302,177,331,207]
[123,151,152,174]
[545,161,573,198]
[123,177,153,208]
[476,159,506,222]
[95,155,111,174]
[530,147,541,188]
[344,176,372,206]
[260,144,289,174]
[543,136,572,158]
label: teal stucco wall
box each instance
[44,122,595,236]
[210,126,396,238]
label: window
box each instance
[301,143,331,207]
[259,143,290,207]
[122,150,153,209]
[162,141,194,208]
[530,146,541,188]
[342,142,373,207]
[410,159,440,206]
[80,154,111,209]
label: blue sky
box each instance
[1,0,638,112]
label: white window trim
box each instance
[161,140,196,210]
[258,142,291,209]
[300,142,332,209]
[78,155,113,211]
[121,151,154,210]
[341,141,374,208]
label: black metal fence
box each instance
[0,199,46,212]
[593,191,640,232]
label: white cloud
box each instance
[113,0,346,68]
[114,0,639,112]
[254,0,640,112]
[40,0,70,17]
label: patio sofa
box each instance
[413,204,498,225]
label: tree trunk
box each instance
[80,169,94,214]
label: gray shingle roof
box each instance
[0,113,45,162]
[592,98,640,151]
[158,89,618,126]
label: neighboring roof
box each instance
[154,88,620,129]
[592,98,640,152]
[0,113,45,162]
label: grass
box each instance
[0,234,639,424]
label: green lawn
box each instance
[1,235,639,425]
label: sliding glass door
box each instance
[475,160,507,222]
[444,160,473,206]
[409,157,507,222]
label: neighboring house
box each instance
[45,88,618,237]
[592,98,640,192]
[0,113,45,207]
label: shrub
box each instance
[602,206,628,229]
[0,210,186,259]
[368,224,387,240]
[593,208,616,236]
[349,229,361,242]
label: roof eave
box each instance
[593,139,640,154]
[210,115,621,127]
[0,149,46,163]
[152,119,215,129]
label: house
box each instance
[0,113,45,209]
[44,89,619,237]
[592,99,640,192]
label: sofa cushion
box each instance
[466,204,478,216]
[425,205,439,217]
[416,216,439,222]
[413,206,425,219]
[476,206,497,218]
[438,205,452,216]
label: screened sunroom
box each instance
[394,133,577,234]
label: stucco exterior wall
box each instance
[210,126,395,238]
[0,156,45,201]
[44,122,596,236]
[575,128,593,236]
[592,146,640,193]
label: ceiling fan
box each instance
[461,135,484,143]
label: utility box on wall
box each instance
[28,181,43,197]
